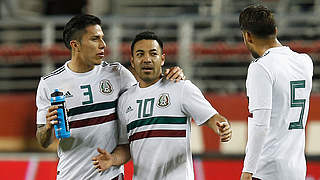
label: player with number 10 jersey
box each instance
[118,78,218,180]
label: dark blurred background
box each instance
[0,0,319,179]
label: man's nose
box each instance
[142,55,152,63]
[99,39,106,49]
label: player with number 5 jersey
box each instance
[239,5,313,180]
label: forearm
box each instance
[111,144,131,166]
[243,109,271,174]
[36,124,55,148]
[205,113,228,134]
[243,123,267,173]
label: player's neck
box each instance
[257,39,282,57]
[68,57,94,73]
[139,77,161,88]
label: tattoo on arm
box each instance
[36,124,54,148]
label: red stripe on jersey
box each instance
[129,130,186,142]
[69,113,117,129]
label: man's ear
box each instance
[244,31,254,44]
[70,40,80,52]
[161,53,165,66]
[130,56,135,68]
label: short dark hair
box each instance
[131,31,164,56]
[239,5,276,38]
[63,14,101,50]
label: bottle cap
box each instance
[51,89,63,97]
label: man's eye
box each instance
[91,37,99,41]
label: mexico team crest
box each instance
[157,93,170,108]
[99,79,113,95]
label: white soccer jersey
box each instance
[246,46,313,180]
[118,78,217,180]
[36,61,136,180]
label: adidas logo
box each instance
[65,91,73,98]
[126,106,133,113]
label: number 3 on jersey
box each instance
[289,80,306,130]
[81,85,93,105]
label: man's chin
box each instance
[140,76,157,83]
[94,59,102,65]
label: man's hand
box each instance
[216,121,232,142]
[92,148,114,172]
[46,105,59,130]
[164,66,185,82]
[241,172,252,180]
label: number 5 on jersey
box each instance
[289,80,306,130]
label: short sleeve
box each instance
[117,95,129,145]
[181,80,218,125]
[119,65,137,94]
[246,62,273,112]
[36,78,51,125]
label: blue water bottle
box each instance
[50,89,70,139]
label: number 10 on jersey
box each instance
[137,98,155,118]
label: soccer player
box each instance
[92,31,232,179]
[239,5,313,180]
[36,15,184,180]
